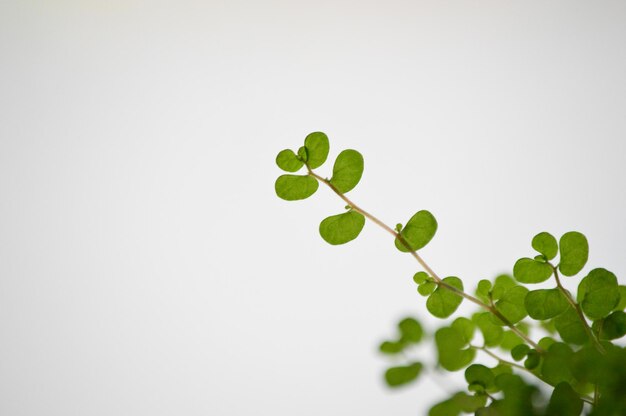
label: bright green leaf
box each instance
[513,258,553,284]
[329,149,364,193]
[275,174,319,201]
[547,382,583,416]
[435,327,476,371]
[394,210,438,252]
[476,279,492,302]
[452,317,475,344]
[413,271,429,284]
[384,362,423,387]
[525,289,569,320]
[558,231,588,276]
[493,285,529,325]
[429,399,461,416]
[297,146,308,162]
[318,211,365,245]
[398,317,423,343]
[500,330,524,350]
[275,149,304,172]
[577,268,619,320]
[379,340,405,354]
[491,274,516,300]
[427,277,463,319]
[474,312,504,347]
[303,132,329,169]
[418,281,437,296]
[553,305,587,345]
[531,232,558,260]
[538,336,557,351]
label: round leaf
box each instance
[275,149,304,172]
[524,289,569,320]
[493,285,529,325]
[413,271,429,284]
[319,211,365,245]
[303,132,330,169]
[394,210,438,252]
[435,327,475,371]
[558,231,588,276]
[594,311,626,340]
[531,232,558,260]
[418,281,437,296]
[452,317,475,343]
[511,344,530,361]
[465,364,495,390]
[427,277,464,319]
[513,258,553,284]
[398,317,423,343]
[547,382,583,416]
[329,149,364,193]
[275,174,319,201]
[577,268,619,320]
[554,306,587,345]
[474,312,504,347]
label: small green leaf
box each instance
[491,275,516,300]
[297,146,308,162]
[531,232,558,260]
[511,344,530,361]
[541,343,574,386]
[499,330,524,350]
[615,285,626,311]
[429,399,462,416]
[379,340,405,354]
[525,289,569,320]
[493,285,529,325]
[465,364,495,390]
[418,281,437,296]
[523,350,540,369]
[275,174,319,201]
[476,279,492,302]
[558,231,588,276]
[413,271,429,284]
[329,149,364,193]
[303,132,329,169]
[398,317,423,343]
[394,210,438,252]
[318,211,365,245]
[547,382,583,416]
[538,336,557,351]
[553,305,587,345]
[276,149,304,172]
[474,312,504,347]
[435,327,476,371]
[594,311,626,340]
[452,392,487,413]
[577,268,619,320]
[384,362,423,387]
[426,277,463,319]
[513,258,553,284]
[452,317,475,344]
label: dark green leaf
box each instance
[452,392,487,413]
[513,258,553,284]
[394,210,438,252]
[532,232,558,260]
[523,350,540,369]
[465,364,495,390]
[493,285,529,325]
[538,336,557,350]
[615,285,626,311]
[553,305,588,345]
[435,327,475,371]
[384,362,422,387]
[559,231,588,276]
[275,174,319,201]
[379,340,405,354]
[474,312,504,347]
[275,149,304,172]
[329,149,364,193]
[541,343,574,386]
[525,289,569,320]
[303,132,329,169]
[547,382,583,416]
[577,268,619,320]
[595,311,626,340]
[398,317,423,343]
[318,211,365,245]
[427,277,463,318]
[511,344,530,361]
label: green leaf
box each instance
[398,317,423,343]
[532,231,558,260]
[615,285,626,311]
[435,327,475,371]
[426,277,463,319]
[394,210,438,252]
[558,231,588,276]
[525,289,569,320]
[491,275,516,300]
[541,343,574,386]
[297,146,308,162]
[418,281,437,296]
[577,268,619,320]
[511,344,530,361]
[474,312,504,347]
[523,350,540,369]
[275,174,319,201]
[553,305,587,345]
[452,392,487,413]
[476,279,492,302]
[384,362,422,387]
[493,285,529,325]
[379,340,405,354]
[303,132,330,169]
[547,383,583,416]
[465,364,495,391]
[429,399,461,416]
[413,271,429,284]
[452,317,475,344]
[318,211,365,245]
[538,336,557,351]
[499,330,524,350]
[329,149,364,193]
[513,258,553,284]
[276,149,304,172]
[595,311,626,340]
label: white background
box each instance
[1,1,625,415]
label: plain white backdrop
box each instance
[1,1,625,415]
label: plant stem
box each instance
[307,168,542,352]
[550,264,605,354]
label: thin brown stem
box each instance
[307,167,542,352]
